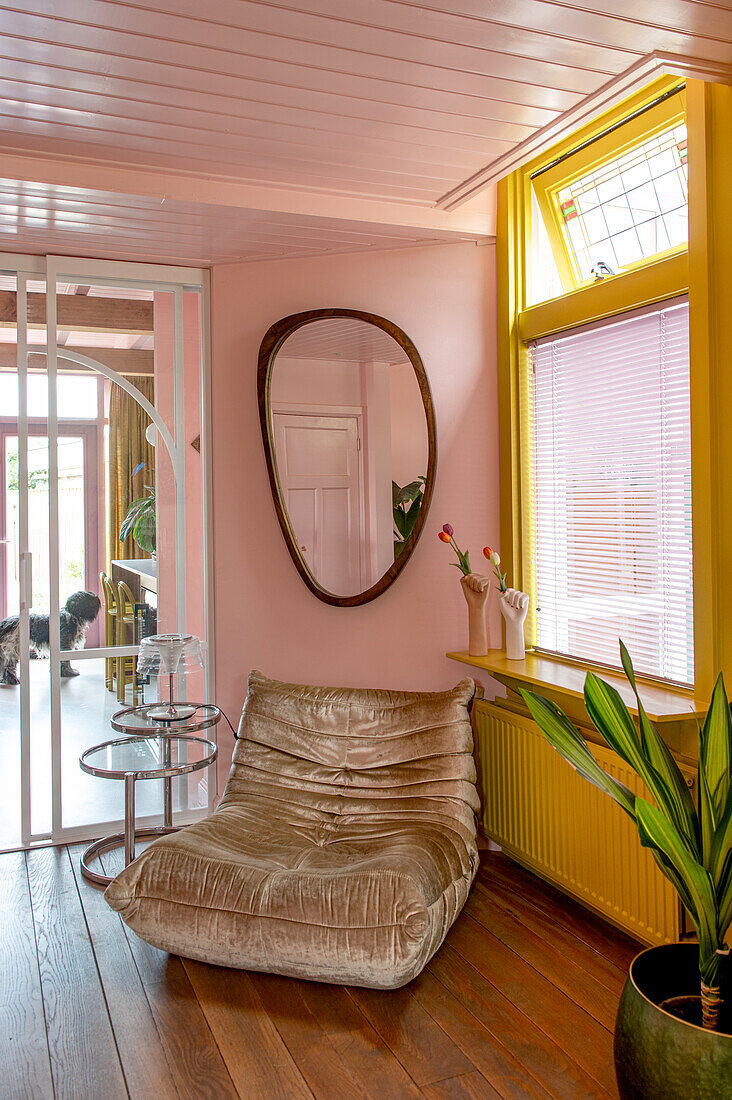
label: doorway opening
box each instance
[0,258,213,852]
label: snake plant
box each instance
[521,641,731,1031]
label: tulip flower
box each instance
[483,545,508,592]
[439,525,471,576]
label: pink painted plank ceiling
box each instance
[279,316,410,364]
[0,0,728,263]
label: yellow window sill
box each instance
[446,649,706,725]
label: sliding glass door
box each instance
[0,255,213,851]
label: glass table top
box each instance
[80,733,217,780]
[111,703,221,736]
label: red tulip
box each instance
[442,524,454,537]
[438,531,451,543]
[483,546,493,559]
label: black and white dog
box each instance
[0,590,101,685]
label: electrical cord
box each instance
[186,703,239,739]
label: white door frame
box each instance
[3,252,215,850]
[271,401,368,586]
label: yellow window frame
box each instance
[531,79,687,295]
[496,76,732,698]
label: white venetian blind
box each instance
[529,297,693,684]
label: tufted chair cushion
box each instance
[105,671,479,988]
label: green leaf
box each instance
[619,642,699,856]
[710,789,732,937]
[635,799,720,982]
[583,671,640,754]
[716,860,732,944]
[133,512,156,553]
[584,672,697,855]
[392,479,424,507]
[401,498,422,541]
[699,673,732,861]
[699,764,718,871]
[647,848,696,917]
[521,690,637,818]
[119,505,145,540]
[393,509,409,539]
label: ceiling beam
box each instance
[0,291,153,334]
[0,344,153,374]
[0,149,495,239]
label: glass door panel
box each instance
[48,263,211,840]
[0,265,53,850]
[6,435,92,616]
[0,428,22,848]
[2,432,20,619]
[0,266,49,849]
[1,430,53,841]
[57,435,86,605]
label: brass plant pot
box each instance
[614,944,732,1100]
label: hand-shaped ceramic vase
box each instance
[460,573,491,657]
[498,588,529,660]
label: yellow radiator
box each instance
[474,699,696,945]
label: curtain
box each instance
[108,376,155,565]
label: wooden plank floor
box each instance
[0,846,639,1100]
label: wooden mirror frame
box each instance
[257,308,437,607]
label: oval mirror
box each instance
[258,308,436,606]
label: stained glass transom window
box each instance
[557,123,688,281]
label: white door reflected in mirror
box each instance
[264,313,433,602]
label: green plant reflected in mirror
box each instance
[258,308,436,606]
[393,475,426,560]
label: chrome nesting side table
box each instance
[79,703,220,886]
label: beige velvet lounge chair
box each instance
[105,671,480,989]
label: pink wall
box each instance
[271,356,362,406]
[211,241,499,784]
[390,359,430,488]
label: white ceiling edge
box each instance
[439,52,732,212]
[217,236,496,268]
